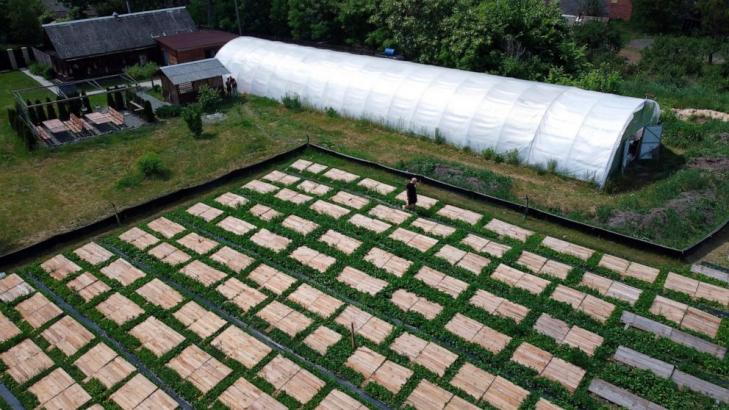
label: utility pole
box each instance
[125,0,131,14]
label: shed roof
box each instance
[160,58,229,85]
[43,7,196,60]
[156,30,238,52]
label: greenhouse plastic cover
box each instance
[217,36,660,186]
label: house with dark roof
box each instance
[34,7,197,80]
[156,30,238,65]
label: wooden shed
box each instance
[159,58,229,105]
[156,30,238,65]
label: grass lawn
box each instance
[0,91,303,255]
[1,68,727,261]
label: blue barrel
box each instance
[384,48,396,57]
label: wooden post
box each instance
[523,195,529,220]
[111,202,121,225]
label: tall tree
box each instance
[632,0,694,33]
[369,0,585,81]
[287,0,340,41]
[6,0,43,45]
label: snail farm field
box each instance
[1,152,729,410]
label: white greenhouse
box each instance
[216,36,662,187]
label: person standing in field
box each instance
[405,177,418,210]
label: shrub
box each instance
[124,62,159,81]
[197,84,222,113]
[547,159,558,174]
[434,128,446,145]
[34,100,46,123]
[482,147,496,160]
[45,98,57,119]
[182,103,203,137]
[81,91,91,112]
[137,152,169,178]
[114,90,125,110]
[155,104,182,118]
[6,107,17,130]
[142,100,155,122]
[57,97,69,121]
[282,94,302,111]
[29,62,52,80]
[505,149,520,165]
[326,107,339,118]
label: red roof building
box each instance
[156,30,238,65]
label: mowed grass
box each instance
[0,94,303,254]
[0,68,718,261]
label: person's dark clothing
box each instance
[406,182,417,205]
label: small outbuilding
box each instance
[159,58,229,104]
[156,30,238,65]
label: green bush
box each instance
[282,94,302,111]
[182,103,203,137]
[505,149,520,165]
[197,84,222,113]
[155,104,182,118]
[29,62,52,80]
[6,107,17,130]
[142,100,155,122]
[137,152,169,179]
[326,107,339,118]
[547,159,558,174]
[434,128,446,145]
[482,147,496,160]
[124,62,159,80]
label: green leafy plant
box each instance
[197,84,222,113]
[142,100,156,122]
[182,103,203,138]
[137,152,169,179]
[282,94,302,111]
[29,62,52,80]
[155,104,182,118]
[505,149,520,165]
[124,62,159,80]
[434,128,446,145]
